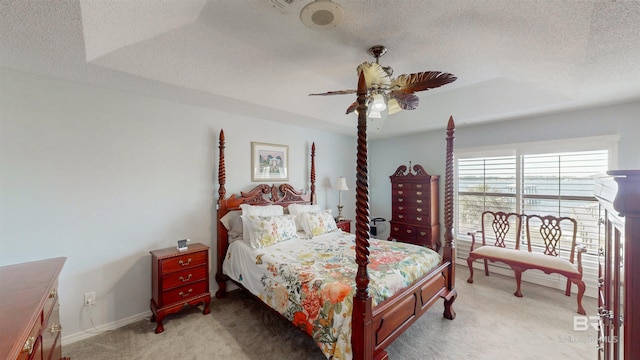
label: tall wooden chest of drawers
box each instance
[150,243,211,334]
[0,257,68,360]
[389,163,440,252]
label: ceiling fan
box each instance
[310,45,457,128]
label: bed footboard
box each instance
[370,261,456,356]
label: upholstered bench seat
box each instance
[466,211,587,315]
[470,246,581,275]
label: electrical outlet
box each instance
[84,291,96,305]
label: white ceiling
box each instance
[2,0,639,138]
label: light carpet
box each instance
[64,267,598,359]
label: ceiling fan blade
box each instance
[357,62,391,88]
[309,89,357,96]
[390,91,420,111]
[345,101,358,114]
[390,71,457,94]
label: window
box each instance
[456,135,617,255]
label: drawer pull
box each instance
[398,184,404,188]
[416,199,422,204]
[398,190,403,195]
[179,274,193,282]
[22,336,35,354]
[416,191,422,195]
[49,323,62,335]
[398,215,404,219]
[416,184,423,189]
[417,208,423,212]
[179,289,193,298]
[398,206,403,210]
[49,289,57,298]
[417,217,422,221]
[420,232,426,236]
[406,229,413,234]
[179,258,192,267]
[398,198,403,202]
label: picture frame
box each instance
[251,142,289,182]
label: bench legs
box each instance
[467,254,494,284]
[512,267,524,297]
[570,278,587,315]
[468,258,587,315]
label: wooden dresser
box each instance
[388,163,440,251]
[593,170,639,359]
[0,257,68,360]
[150,243,211,333]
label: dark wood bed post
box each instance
[215,129,228,298]
[442,116,457,319]
[352,71,377,360]
[311,142,317,204]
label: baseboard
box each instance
[62,310,152,345]
[455,257,598,299]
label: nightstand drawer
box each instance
[161,281,208,305]
[162,251,207,273]
[336,220,351,233]
[163,266,207,290]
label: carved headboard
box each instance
[214,129,316,297]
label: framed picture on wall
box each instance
[251,142,289,182]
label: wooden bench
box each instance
[466,211,587,315]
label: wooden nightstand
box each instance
[150,243,211,334]
[336,219,352,233]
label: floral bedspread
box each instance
[223,231,442,360]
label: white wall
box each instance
[0,68,356,341]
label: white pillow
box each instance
[300,209,338,237]
[287,203,321,231]
[244,214,297,249]
[240,204,284,241]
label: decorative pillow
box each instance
[244,214,297,249]
[240,204,284,241]
[227,215,244,242]
[220,210,241,230]
[287,203,321,231]
[300,209,339,237]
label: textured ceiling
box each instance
[2,0,639,138]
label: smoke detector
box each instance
[300,0,344,29]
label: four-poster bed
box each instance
[215,72,457,360]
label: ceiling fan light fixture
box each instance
[300,0,344,29]
[370,93,387,112]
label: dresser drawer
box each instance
[393,212,430,224]
[42,281,58,325]
[162,265,207,290]
[415,227,432,243]
[42,304,62,360]
[390,223,417,241]
[161,251,207,273]
[16,321,41,360]
[393,196,429,207]
[161,280,208,305]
